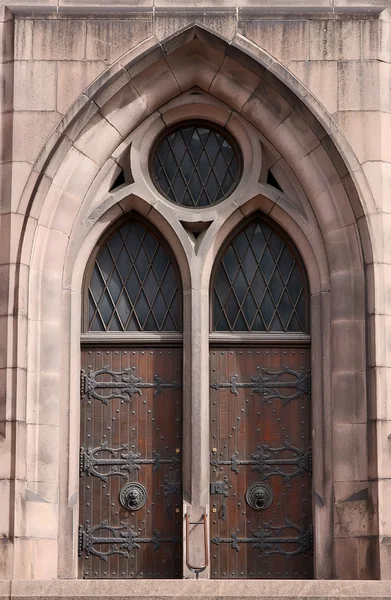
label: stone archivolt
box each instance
[0,20,385,583]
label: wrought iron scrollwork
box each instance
[211,442,311,481]
[79,522,180,561]
[81,366,181,404]
[210,366,310,404]
[80,442,181,482]
[211,520,313,558]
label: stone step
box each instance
[3,580,391,600]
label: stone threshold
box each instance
[1,580,391,599]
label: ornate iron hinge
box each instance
[210,366,310,404]
[80,442,181,481]
[81,366,181,404]
[211,520,313,558]
[79,522,180,561]
[210,477,229,520]
[211,442,311,481]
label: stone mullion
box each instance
[182,256,210,578]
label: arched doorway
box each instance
[209,215,312,579]
[78,214,183,579]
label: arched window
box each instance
[212,216,308,333]
[86,216,182,332]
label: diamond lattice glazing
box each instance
[213,219,306,332]
[88,220,181,332]
[153,124,240,207]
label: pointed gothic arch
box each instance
[5,24,378,580]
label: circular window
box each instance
[151,122,241,207]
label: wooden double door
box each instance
[78,346,183,579]
[210,345,313,579]
[78,344,312,579]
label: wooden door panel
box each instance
[79,347,182,579]
[210,346,312,579]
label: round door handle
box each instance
[246,482,273,511]
[119,482,147,511]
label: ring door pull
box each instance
[185,513,209,579]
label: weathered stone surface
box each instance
[13,61,57,112]
[57,61,106,115]
[85,18,153,63]
[32,19,85,61]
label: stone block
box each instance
[0,540,13,579]
[57,61,106,115]
[331,319,365,373]
[368,313,391,369]
[336,111,391,164]
[332,370,367,425]
[52,146,100,199]
[367,366,391,421]
[155,0,236,5]
[0,19,14,63]
[210,56,261,112]
[73,113,121,167]
[86,18,153,63]
[333,423,368,482]
[32,19,85,60]
[289,60,338,114]
[155,13,236,43]
[0,479,10,537]
[241,81,293,139]
[309,19,362,61]
[362,160,391,213]
[26,422,60,484]
[12,111,62,164]
[338,61,391,112]
[14,538,58,580]
[25,498,58,539]
[0,112,12,163]
[374,419,391,480]
[59,0,153,10]
[363,18,391,62]
[329,269,365,320]
[0,61,14,114]
[334,536,378,579]
[379,540,391,579]
[131,58,180,113]
[100,80,149,137]
[241,19,308,63]
[13,61,57,112]
[334,480,377,538]
[14,18,33,60]
[10,162,33,214]
[379,479,391,535]
[367,262,391,317]
[324,223,364,275]
[165,39,222,92]
[365,212,391,265]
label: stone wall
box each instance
[0,0,390,584]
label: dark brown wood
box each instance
[79,346,182,579]
[210,346,312,579]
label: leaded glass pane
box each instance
[153,123,241,207]
[213,218,307,332]
[88,219,181,332]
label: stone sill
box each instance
[1,580,391,599]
